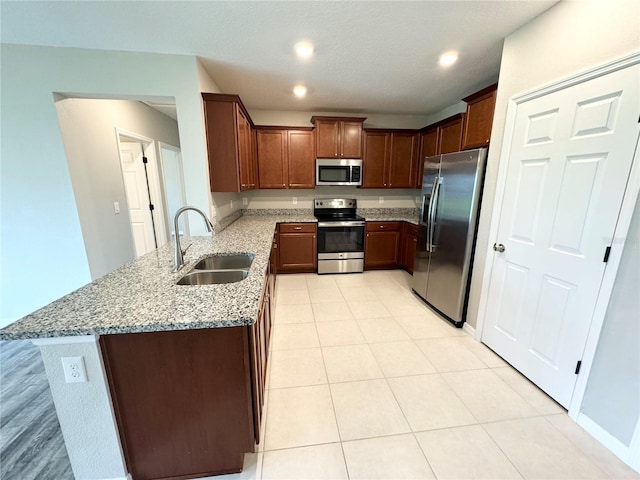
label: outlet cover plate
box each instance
[62,356,87,383]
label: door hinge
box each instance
[603,246,611,263]
[149,204,155,211]
[575,360,582,374]
[142,156,148,164]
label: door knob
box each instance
[493,243,505,253]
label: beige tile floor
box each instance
[211,271,639,480]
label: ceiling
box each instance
[1,1,557,116]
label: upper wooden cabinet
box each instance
[438,113,465,154]
[363,130,418,188]
[202,94,257,192]
[462,83,498,150]
[256,128,315,189]
[311,116,366,159]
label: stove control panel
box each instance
[314,198,356,209]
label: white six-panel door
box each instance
[483,64,639,408]
[119,141,157,257]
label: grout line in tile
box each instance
[477,421,527,480]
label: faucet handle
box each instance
[181,243,192,256]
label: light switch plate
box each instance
[292,197,297,205]
[113,202,120,214]
[378,197,384,204]
[242,197,248,206]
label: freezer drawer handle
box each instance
[493,243,506,253]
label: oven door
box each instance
[317,222,365,254]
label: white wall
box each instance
[56,98,181,280]
[0,44,211,325]
[37,337,128,479]
[248,109,433,129]
[467,0,639,468]
[244,187,418,210]
[467,0,640,330]
[581,193,640,446]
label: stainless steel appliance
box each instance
[314,198,365,274]
[316,159,363,186]
[412,148,487,327]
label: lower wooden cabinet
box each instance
[277,223,317,273]
[364,222,401,270]
[100,328,255,479]
[100,266,275,480]
[400,222,418,274]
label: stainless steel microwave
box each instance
[316,159,363,186]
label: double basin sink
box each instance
[177,254,254,285]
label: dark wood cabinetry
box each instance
[311,116,366,159]
[277,223,317,273]
[256,128,315,189]
[400,222,418,274]
[101,256,276,480]
[202,93,257,192]
[101,328,255,479]
[363,130,418,188]
[364,222,401,269]
[462,83,498,150]
[438,113,465,154]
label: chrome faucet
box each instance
[173,206,214,271]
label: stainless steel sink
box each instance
[177,270,249,285]
[193,254,254,270]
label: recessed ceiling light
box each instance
[293,85,307,98]
[294,42,314,58]
[439,51,459,67]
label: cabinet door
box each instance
[415,127,439,187]
[315,120,339,158]
[462,86,497,150]
[203,99,241,192]
[287,130,315,188]
[236,106,252,190]
[388,133,417,188]
[365,231,400,269]
[278,224,317,273]
[362,131,389,188]
[257,130,287,189]
[401,223,418,274]
[438,116,465,154]
[341,121,363,158]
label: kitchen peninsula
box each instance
[0,212,316,480]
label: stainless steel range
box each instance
[314,198,365,274]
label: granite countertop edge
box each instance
[0,213,315,341]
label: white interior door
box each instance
[482,64,639,408]
[119,141,157,257]
[159,143,188,238]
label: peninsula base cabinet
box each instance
[100,284,274,480]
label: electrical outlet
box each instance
[62,356,87,383]
[292,197,297,205]
[113,202,120,214]
[416,196,420,204]
[378,196,384,204]
[230,199,233,209]
[242,197,248,206]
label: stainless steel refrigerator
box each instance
[412,148,487,327]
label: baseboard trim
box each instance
[576,412,639,472]
[462,322,476,338]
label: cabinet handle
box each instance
[367,233,370,237]
[413,238,417,242]
[379,225,385,229]
[294,226,302,230]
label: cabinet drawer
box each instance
[366,221,400,232]
[405,222,418,236]
[279,223,317,234]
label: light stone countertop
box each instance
[0,214,315,340]
[359,208,420,225]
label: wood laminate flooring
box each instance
[0,340,73,480]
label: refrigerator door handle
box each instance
[426,178,438,252]
[429,176,442,252]
[420,194,428,224]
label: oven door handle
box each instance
[317,221,365,227]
